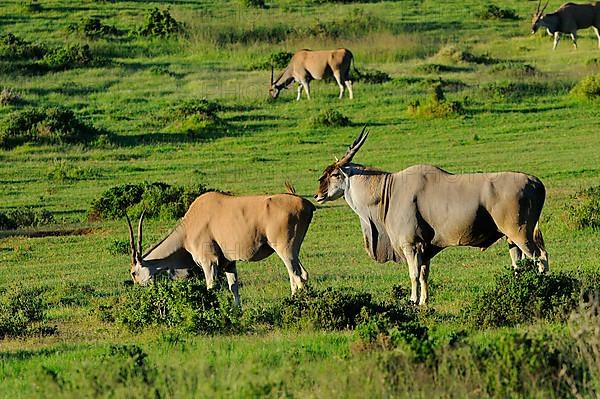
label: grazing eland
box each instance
[269,48,354,100]
[314,128,549,305]
[531,1,600,49]
[126,184,315,306]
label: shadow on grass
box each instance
[0,226,94,239]
[470,104,570,114]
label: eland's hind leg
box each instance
[508,239,522,269]
[271,245,307,295]
[506,225,548,273]
[224,261,240,306]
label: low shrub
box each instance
[108,239,130,255]
[250,51,293,70]
[109,279,242,334]
[0,207,55,230]
[435,45,496,65]
[480,80,553,101]
[88,181,211,221]
[163,98,229,139]
[571,74,600,101]
[0,107,101,148]
[0,285,55,338]
[67,17,122,39]
[354,68,392,84]
[138,8,183,37]
[239,0,266,8]
[310,108,351,127]
[42,43,93,70]
[566,186,600,229]
[47,160,103,182]
[490,61,537,76]
[477,4,519,20]
[464,259,582,328]
[46,282,97,307]
[0,87,22,105]
[415,63,460,74]
[407,81,465,118]
[0,33,46,60]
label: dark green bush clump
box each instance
[251,51,293,70]
[0,107,101,148]
[490,61,537,76]
[481,80,559,101]
[478,4,519,20]
[240,0,266,8]
[355,68,392,84]
[0,33,46,60]
[571,74,600,101]
[566,186,600,229]
[110,279,241,334]
[407,81,465,118]
[272,285,417,331]
[42,44,93,70]
[436,45,497,65]
[68,17,122,39]
[0,207,55,230]
[88,181,210,221]
[310,108,351,127]
[465,260,582,328]
[47,160,102,182]
[164,99,229,139]
[138,8,182,37]
[0,285,55,338]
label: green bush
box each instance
[490,61,537,76]
[251,51,293,70]
[571,74,600,101]
[407,82,465,118]
[109,279,242,334]
[0,285,55,338]
[477,4,519,20]
[164,99,229,139]
[138,8,182,37]
[310,108,351,127]
[0,107,102,148]
[42,44,93,70]
[0,33,46,60]
[67,17,122,39]
[436,45,496,65]
[354,68,392,84]
[239,0,266,8]
[566,186,600,229]
[0,207,55,230]
[464,259,582,328]
[88,181,211,221]
[47,160,103,182]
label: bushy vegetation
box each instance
[88,181,211,221]
[42,44,94,70]
[138,8,183,37]
[0,285,55,338]
[251,51,293,70]
[162,99,229,139]
[490,61,537,77]
[477,4,519,20]
[354,68,391,84]
[481,80,555,101]
[464,260,584,328]
[0,107,102,148]
[106,279,242,334]
[0,33,46,61]
[239,0,266,8]
[310,108,351,127]
[566,186,600,229]
[407,81,465,118]
[436,45,496,65]
[67,17,122,39]
[0,207,55,230]
[47,160,103,182]
[571,74,600,101]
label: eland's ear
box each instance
[339,166,350,179]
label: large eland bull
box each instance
[126,184,315,306]
[531,1,600,49]
[269,48,354,100]
[314,128,549,305]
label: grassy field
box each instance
[1,0,600,397]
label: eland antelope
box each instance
[126,184,315,306]
[314,128,549,305]
[269,48,354,100]
[531,1,600,49]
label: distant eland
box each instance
[269,48,355,100]
[314,128,549,305]
[531,1,600,49]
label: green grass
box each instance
[1,0,600,397]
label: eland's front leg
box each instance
[401,242,425,304]
[224,261,240,307]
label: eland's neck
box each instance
[343,166,390,218]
